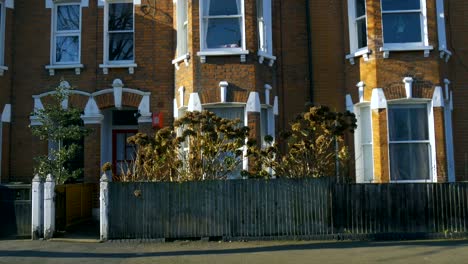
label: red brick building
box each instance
[0,0,466,184]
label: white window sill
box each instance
[0,65,8,76]
[257,51,276,67]
[45,64,84,76]
[99,63,137,75]
[172,53,190,70]
[197,50,249,63]
[345,48,371,65]
[380,45,434,58]
[439,48,452,63]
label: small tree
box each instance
[30,81,89,184]
[248,105,357,179]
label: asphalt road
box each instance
[1,239,468,264]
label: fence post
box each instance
[31,174,43,240]
[43,174,55,240]
[100,173,110,241]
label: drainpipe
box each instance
[305,0,314,104]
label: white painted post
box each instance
[100,173,110,241]
[31,175,43,240]
[43,174,55,240]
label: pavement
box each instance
[1,239,468,264]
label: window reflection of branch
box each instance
[110,37,133,60]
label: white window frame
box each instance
[99,0,137,74]
[379,0,433,58]
[197,0,249,63]
[346,0,370,64]
[436,0,451,62]
[257,0,275,66]
[387,100,436,183]
[0,0,7,75]
[354,103,374,183]
[51,3,82,66]
[172,0,190,68]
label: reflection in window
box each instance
[201,0,244,50]
[53,4,81,64]
[355,0,367,49]
[257,0,272,55]
[381,0,423,44]
[107,2,134,62]
[388,104,431,181]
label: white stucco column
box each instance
[43,174,55,239]
[100,173,110,241]
[31,174,44,240]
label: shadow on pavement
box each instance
[0,239,467,259]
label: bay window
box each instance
[0,0,7,74]
[388,104,432,181]
[355,105,374,182]
[176,0,188,57]
[346,0,369,64]
[257,0,274,65]
[52,3,81,65]
[198,0,248,62]
[380,0,431,56]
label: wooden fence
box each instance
[107,179,468,240]
[0,184,32,238]
[55,183,94,230]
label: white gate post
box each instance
[100,173,110,241]
[31,174,43,240]
[43,174,55,240]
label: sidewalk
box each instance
[1,239,467,264]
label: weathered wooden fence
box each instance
[55,183,94,231]
[107,179,468,240]
[0,184,32,238]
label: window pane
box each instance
[116,134,125,160]
[381,0,420,11]
[208,0,240,16]
[56,36,79,63]
[206,18,242,49]
[390,143,430,181]
[355,0,366,17]
[363,145,373,181]
[382,13,422,43]
[356,18,367,48]
[389,106,428,141]
[109,3,133,31]
[109,33,134,61]
[360,107,372,143]
[210,107,244,122]
[261,108,268,145]
[57,5,80,31]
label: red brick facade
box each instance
[0,0,466,183]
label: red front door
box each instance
[112,130,138,177]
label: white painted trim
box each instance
[49,2,83,70]
[0,1,6,67]
[432,86,444,107]
[346,0,369,64]
[246,92,261,113]
[273,96,279,116]
[219,81,228,103]
[380,45,434,58]
[370,88,387,110]
[138,94,151,117]
[173,98,178,118]
[346,49,371,65]
[188,93,202,112]
[403,77,414,99]
[264,84,272,105]
[5,0,13,9]
[45,64,84,76]
[356,81,365,102]
[345,94,354,113]
[436,0,451,61]
[354,103,374,183]
[257,0,275,66]
[1,104,10,122]
[99,63,137,75]
[178,86,185,107]
[197,50,249,63]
